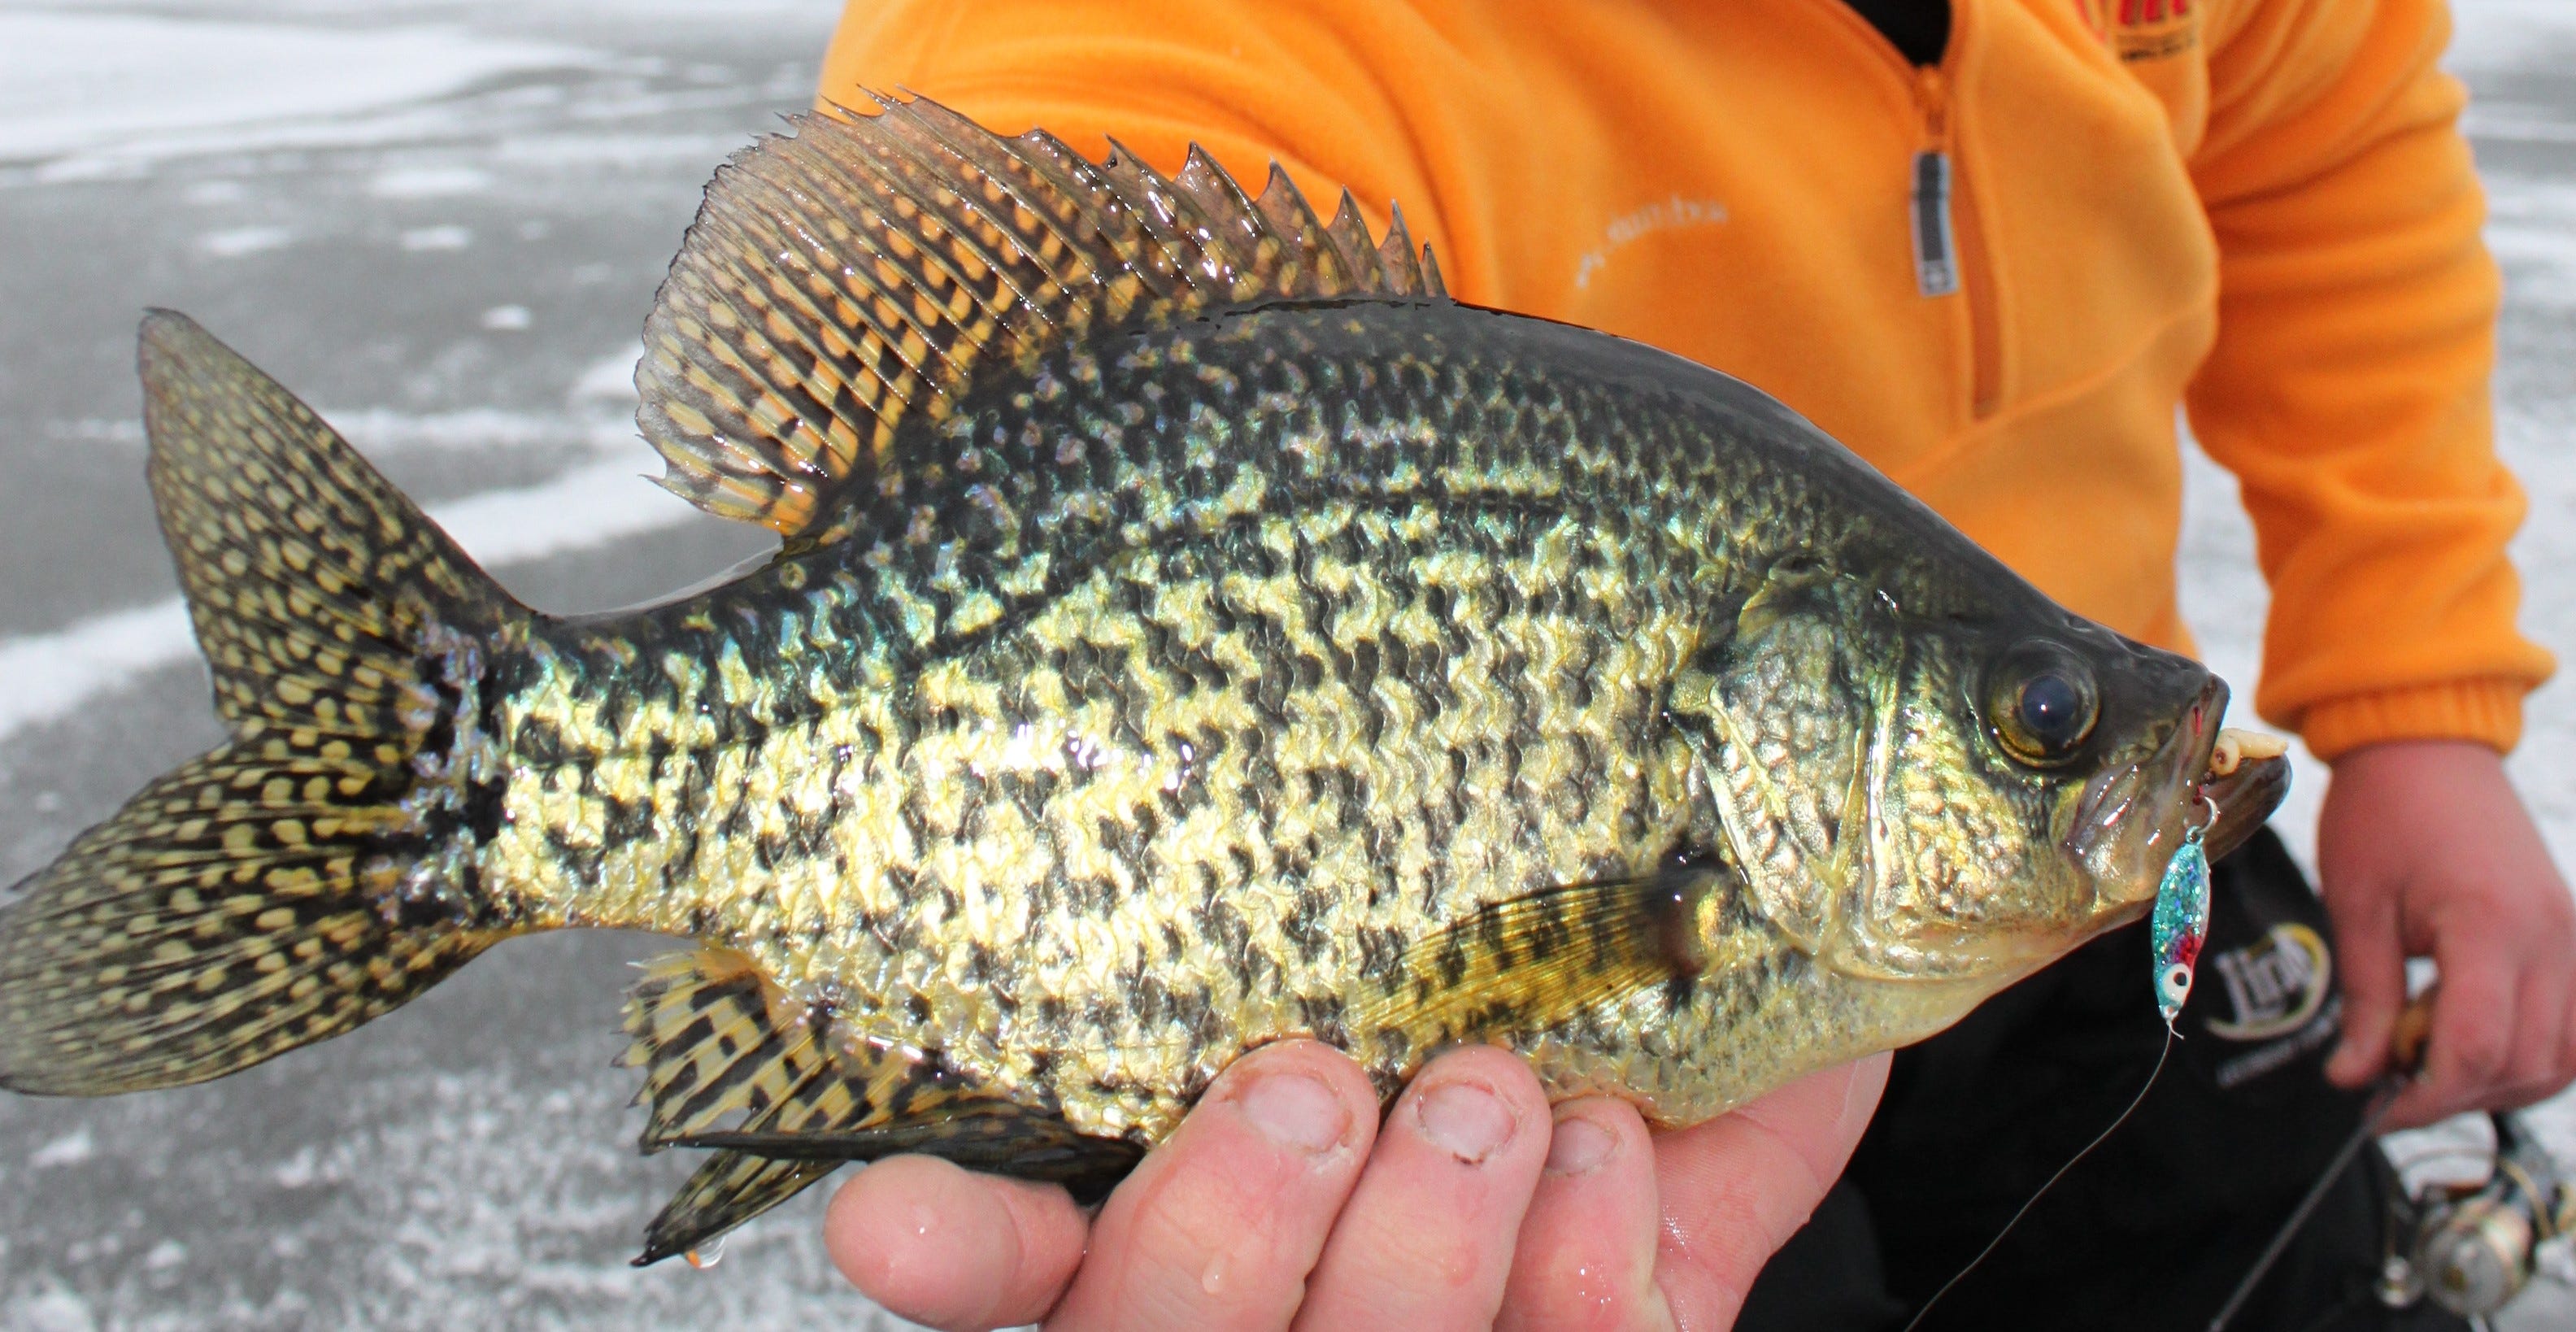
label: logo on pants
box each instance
[2205,923,2333,1042]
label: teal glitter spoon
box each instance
[2150,801,2216,1026]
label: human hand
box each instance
[2318,739,2576,1128]
[823,1039,1890,1331]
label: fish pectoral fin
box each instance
[623,947,1138,1264]
[1357,863,1725,1057]
[640,93,1444,542]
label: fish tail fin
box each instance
[0,311,527,1095]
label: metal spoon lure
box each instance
[2151,797,2217,1027]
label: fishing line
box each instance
[1897,1025,2175,1332]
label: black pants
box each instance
[1738,830,2469,1332]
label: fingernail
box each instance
[1416,1080,1516,1164]
[1544,1115,1615,1176]
[1237,1069,1350,1155]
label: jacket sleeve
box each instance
[2185,0,2552,759]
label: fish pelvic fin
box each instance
[624,946,1142,1264]
[634,1152,837,1269]
[0,312,527,1095]
[637,92,1446,542]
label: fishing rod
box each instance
[2207,996,2576,1330]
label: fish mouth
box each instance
[2198,731,2290,863]
[2061,680,2286,903]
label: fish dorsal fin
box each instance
[638,93,1447,539]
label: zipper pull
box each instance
[1911,150,1959,298]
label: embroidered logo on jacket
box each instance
[1573,195,1729,289]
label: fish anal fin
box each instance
[622,946,838,1147]
[1359,863,1725,1060]
[640,93,1447,542]
[622,946,1140,1262]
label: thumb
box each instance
[2324,877,2404,1087]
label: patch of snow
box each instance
[0,14,591,168]
[15,1281,94,1332]
[399,224,473,251]
[494,131,754,169]
[372,164,495,198]
[198,224,294,258]
[273,1147,326,1190]
[570,349,644,404]
[28,1129,94,1170]
[481,303,533,331]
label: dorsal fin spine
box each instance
[1177,144,1278,301]
[1390,204,1441,296]
[1321,190,1384,295]
[1256,165,1355,295]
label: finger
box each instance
[2385,944,2515,1129]
[2498,960,2570,1108]
[2560,986,2576,1096]
[1497,1097,1672,1332]
[1651,1054,1889,1329]
[2324,874,2406,1088]
[1292,1044,1552,1332]
[1048,1038,1378,1332]
[825,1154,1089,1331]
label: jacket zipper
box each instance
[1911,67,2003,418]
[1818,1,2004,420]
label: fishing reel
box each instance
[2376,1109,2576,1320]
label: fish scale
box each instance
[0,95,2282,1266]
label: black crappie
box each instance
[0,97,2286,1264]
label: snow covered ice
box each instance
[1,1,2574,1326]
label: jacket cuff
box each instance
[2296,679,2529,761]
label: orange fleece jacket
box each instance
[818,0,2552,758]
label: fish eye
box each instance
[1986,640,2099,768]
